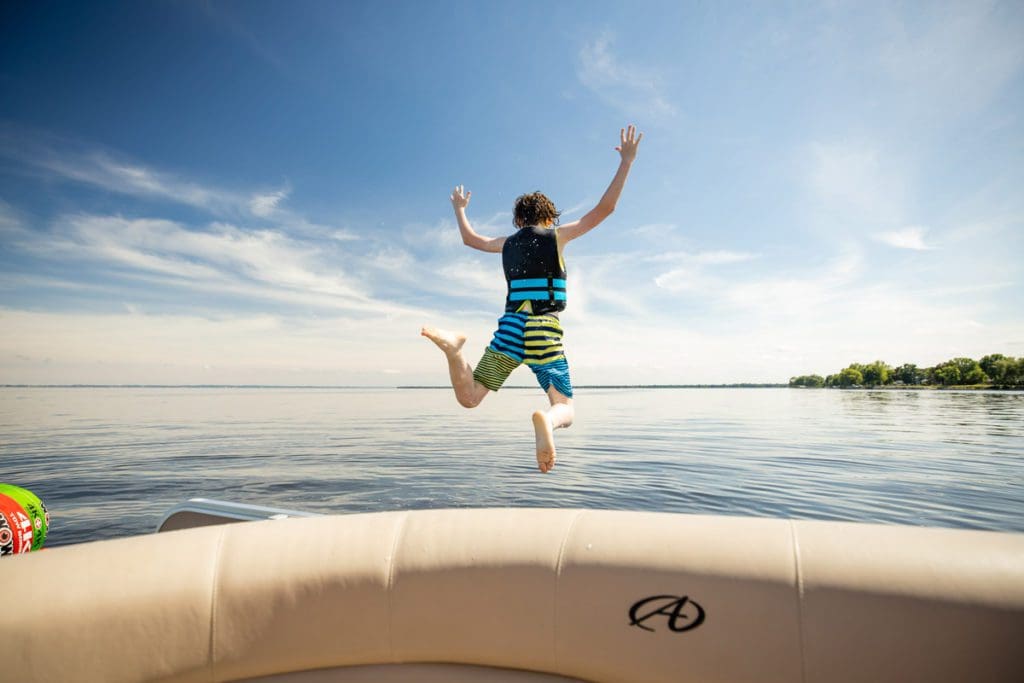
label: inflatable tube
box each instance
[0,483,48,552]
[0,493,31,555]
[0,509,1022,683]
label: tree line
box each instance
[789,354,1024,389]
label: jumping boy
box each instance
[422,124,643,473]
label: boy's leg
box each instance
[421,326,490,408]
[532,385,574,474]
[524,315,573,473]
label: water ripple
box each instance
[2,387,1023,546]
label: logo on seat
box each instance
[629,595,706,633]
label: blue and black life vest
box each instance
[502,225,566,315]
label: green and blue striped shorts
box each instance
[472,312,573,398]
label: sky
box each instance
[1,0,1022,386]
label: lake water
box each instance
[1,387,1023,547]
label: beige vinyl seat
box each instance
[2,508,1023,682]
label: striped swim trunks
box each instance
[472,312,573,398]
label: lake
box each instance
[1,386,1022,547]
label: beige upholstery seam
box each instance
[386,512,409,664]
[789,520,808,683]
[208,526,228,683]
[552,510,585,665]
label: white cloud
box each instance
[249,188,290,217]
[0,127,346,232]
[558,200,592,221]
[873,226,933,250]
[329,229,359,242]
[7,272,1021,386]
[0,306,504,385]
[408,220,464,251]
[647,243,865,325]
[436,259,506,303]
[806,140,907,229]
[653,267,711,293]
[12,213,434,317]
[718,246,862,315]
[650,250,760,265]
[567,265,1024,385]
[365,246,415,273]
[0,201,28,239]
[652,249,761,294]
[67,215,361,295]
[629,222,677,237]
[577,32,676,119]
[38,150,248,215]
[695,250,759,265]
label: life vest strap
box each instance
[509,277,567,303]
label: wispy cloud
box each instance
[806,140,907,230]
[577,32,676,119]
[649,243,861,320]
[651,249,761,294]
[0,200,23,235]
[12,213,433,317]
[558,200,592,220]
[628,222,677,237]
[0,130,512,321]
[249,188,291,218]
[0,126,355,243]
[0,125,245,215]
[650,250,760,265]
[652,266,711,294]
[879,1,1024,120]
[873,226,933,250]
[437,258,506,303]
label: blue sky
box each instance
[1,1,1022,385]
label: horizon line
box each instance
[0,383,789,389]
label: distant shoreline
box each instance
[1,384,1019,391]
[790,384,1021,391]
[398,384,789,389]
[1,383,789,390]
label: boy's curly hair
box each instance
[513,192,560,228]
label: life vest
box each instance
[502,226,566,315]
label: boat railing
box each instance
[156,497,319,533]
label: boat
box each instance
[1,502,1022,682]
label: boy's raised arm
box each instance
[451,185,506,253]
[559,124,643,244]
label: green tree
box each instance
[963,366,988,385]
[980,354,1007,379]
[894,363,922,385]
[1008,358,1024,387]
[933,363,961,386]
[862,360,892,386]
[951,357,985,383]
[789,374,825,388]
[987,357,1010,385]
[837,367,863,387]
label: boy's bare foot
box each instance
[532,410,556,473]
[421,326,467,356]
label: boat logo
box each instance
[629,594,705,633]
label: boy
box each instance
[422,124,643,473]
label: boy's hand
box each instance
[615,124,643,163]
[450,184,472,210]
